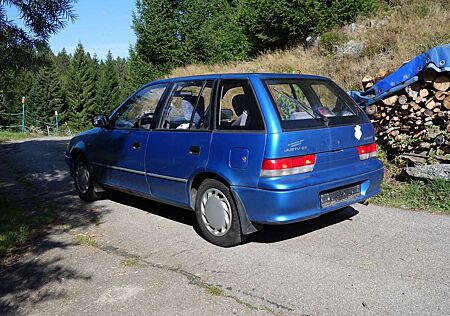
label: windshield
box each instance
[265,79,366,130]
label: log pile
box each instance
[362,69,450,164]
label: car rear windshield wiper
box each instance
[311,105,330,127]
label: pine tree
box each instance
[89,53,101,114]
[177,0,212,63]
[56,48,71,83]
[28,58,66,127]
[132,0,181,75]
[55,48,71,119]
[66,43,97,129]
[0,0,76,74]
[128,49,162,90]
[0,70,33,127]
[48,63,67,122]
[131,0,249,73]
[116,56,133,102]
[97,51,121,114]
[29,68,51,127]
[179,0,249,63]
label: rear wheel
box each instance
[74,157,103,201]
[195,179,244,247]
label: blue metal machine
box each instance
[350,44,450,107]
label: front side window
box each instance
[216,80,264,131]
[266,79,366,130]
[113,84,167,129]
[160,80,213,130]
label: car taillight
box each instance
[357,143,377,160]
[261,154,316,177]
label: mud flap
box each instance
[231,188,262,235]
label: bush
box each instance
[238,0,378,54]
[319,31,348,55]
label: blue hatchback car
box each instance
[66,73,384,246]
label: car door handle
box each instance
[133,142,141,150]
[189,146,200,156]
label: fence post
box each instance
[21,96,26,133]
[55,111,59,136]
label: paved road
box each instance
[0,137,449,315]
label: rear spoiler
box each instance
[349,44,450,108]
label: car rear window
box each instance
[265,78,366,130]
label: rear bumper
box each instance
[231,166,384,224]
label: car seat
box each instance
[231,94,250,127]
[177,95,206,129]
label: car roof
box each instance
[150,73,330,85]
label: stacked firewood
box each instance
[361,69,450,163]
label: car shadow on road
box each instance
[105,190,359,245]
[105,190,196,226]
[246,207,359,244]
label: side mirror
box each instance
[92,114,110,128]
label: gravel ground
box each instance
[0,137,449,315]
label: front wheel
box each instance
[74,157,103,201]
[195,179,244,247]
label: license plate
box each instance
[320,184,361,208]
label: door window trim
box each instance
[212,78,267,132]
[153,79,216,132]
[109,82,171,131]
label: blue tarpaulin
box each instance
[350,44,450,107]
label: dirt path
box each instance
[0,137,449,315]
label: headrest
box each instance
[232,94,247,116]
[184,95,204,110]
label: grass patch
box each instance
[319,30,348,55]
[198,282,257,309]
[0,191,54,258]
[371,149,450,213]
[75,233,98,247]
[372,179,450,213]
[0,131,37,143]
[121,257,140,267]
[89,214,103,226]
[0,193,29,257]
[203,284,225,297]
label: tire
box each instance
[195,179,245,247]
[73,156,103,201]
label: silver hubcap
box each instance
[200,188,232,236]
[75,162,90,194]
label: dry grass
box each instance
[169,0,450,91]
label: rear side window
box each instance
[266,79,366,130]
[216,79,264,131]
[160,80,213,130]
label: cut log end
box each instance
[433,74,450,92]
[359,70,449,161]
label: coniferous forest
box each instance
[0,0,377,132]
